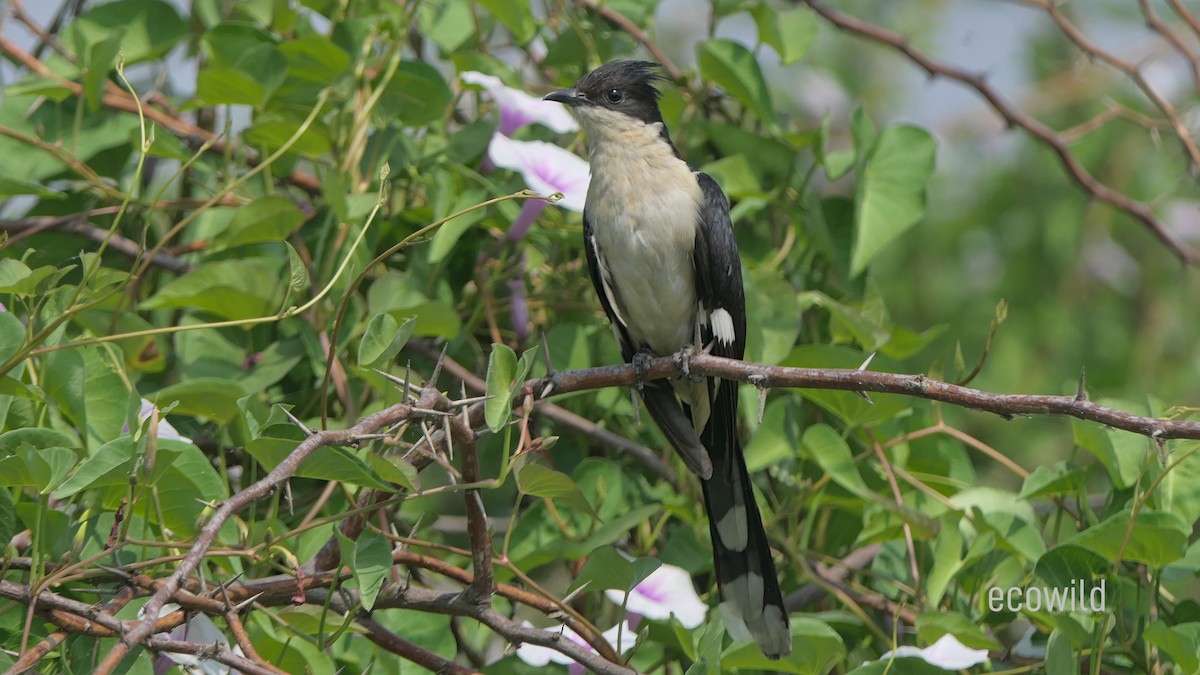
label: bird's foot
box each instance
[632,350,654,392]
[673,344,704,383]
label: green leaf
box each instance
[475,0,536,43]
[214,196,306,250]
[358,314,414,368]
[1045,630,1078,674]
[916,612,1001,650]
[284,242,310,298]
[66,0,188,64]
[152,378,249,424]
[422,0,476,52]
[354,530,392,611]
[1071,418,1144,488]
[0,259,32,291]
[377,62,453,126]
[17,445,77,493]
[1144,620,1200,674]
[1018,462,1088,500]
[484,343,517,432]
[569,545,660,594]
[1065,509,1189,567]
[197,66,268,107]
[156,444,228,535]
[141,260,281,320]
[245,432,393,490]
[698,39,777,127]
[752,6,818,65]
[243,118,332,157]
[783,344,909,427]
[83,31,124,112]
[428,189,488,262]
[0,487,14,549]
[364,451,419,492]
[1034,544,1108,593]
[277,35,351,83]
[802,424,869,496]
[515,457,594,514]
[701,155,762,200]
[722,617,846,674]
[745,269,803,365]
[52,437,136,499]
[851,125,936,275]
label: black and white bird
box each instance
[544,60,791,659]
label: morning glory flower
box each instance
[138,398,192,443]
[461,71,579,136]
[488,132,589,241]
[603,562,708,629]
[515,620,634,670]
[879,633,990,670]
[141,603,243,675]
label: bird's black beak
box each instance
[544,88,585,107]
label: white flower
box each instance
[139,399,192,443]
[603,563,708,629]
[461,71,578,135]
[880,633,990,671]
[515,620,634,667]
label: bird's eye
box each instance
[605,88,624,104]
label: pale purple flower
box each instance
[515,620,634,669]
[138,399,192,443]
[880,633,990,670]
[461,71,578,136]
[141,602,243,675]
[488,132,589,242]
[603,562,708,629]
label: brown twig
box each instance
[799,0,1200,266]
[574,0,682,81]
[1007,0,1200,168]
[355,615,480,674]
[0,35,320,195]
[0,214,191,274]
[407,341,679,489]
[1138,0,1200,92]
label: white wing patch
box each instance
[710,307,736,346]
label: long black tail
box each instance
[699,380,791,658]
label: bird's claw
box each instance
[632,351,654,392]
[674,344,703,383]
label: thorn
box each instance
[541,332,554,375]
[95,565,134,580]
[1153,429,1167,464]
[429,344,449,387]
[376,368,421,401]
[284,480,293,516]
[448,395,491,408]
[194,498,220,508]
[404,361,415,401]
[854,390,874,404]
[540,382,555,399]
[757,386,768,425]
[858,352,877,371]
[234,593,263,612]
[281,407,313,436]
[1075,367,1088,402]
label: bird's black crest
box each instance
[574,60,669,126]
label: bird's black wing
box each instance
[692,171,791,658]
[582,210,711,478]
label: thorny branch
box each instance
[3,348,1191,672]
[799,0,1200,266]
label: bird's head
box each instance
[543,60,669,135]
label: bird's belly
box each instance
[598,212,698,356]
